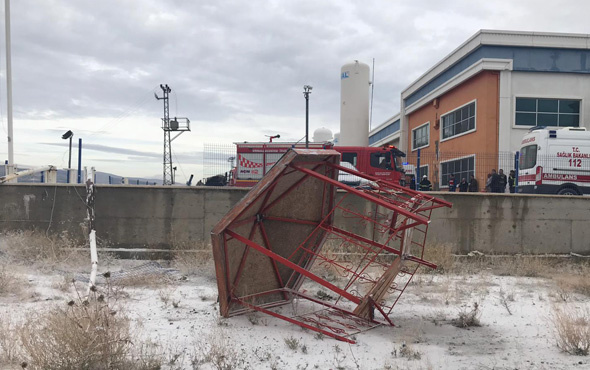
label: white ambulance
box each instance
[518,127,590,195]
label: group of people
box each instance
[417,169,516,193]
[485,169,516,193]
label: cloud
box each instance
[2,0,590,181]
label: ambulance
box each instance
[518,127,590,195]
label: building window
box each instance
[441,156,474,187]
[369,119,400,145]
[412,122,430,150]
[441,101,476,140]
[515,98,580,127]
[417,165,429,179]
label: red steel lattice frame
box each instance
[211,149,451,343]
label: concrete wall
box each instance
[0,184,588,255]
[427,192,590,255]
[0,184,247,248]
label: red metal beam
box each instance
[235,298,355,344]
[225,229,361,305]
[326,226,437,270]
[324,162,453,208]
[291,164,431,224]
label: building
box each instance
[369,30,590,189]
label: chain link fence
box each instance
[405,151,516,191]
[202,143,235,183]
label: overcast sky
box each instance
[1,0,590,182]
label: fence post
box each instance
[514,151,519,193]
[415,149,421,191]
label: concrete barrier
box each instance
[0,184,588,255]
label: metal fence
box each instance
[201,144,590,193]
[202,143,235,182]
[406,150,590,192]
[405,151,516,191]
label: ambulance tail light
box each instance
[535,166,543,185]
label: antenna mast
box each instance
[369,58,375,131]
[155,84,190,185]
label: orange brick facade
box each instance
[407,71,500,190]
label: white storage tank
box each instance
[313,127,333,142]
[339,60,370,146]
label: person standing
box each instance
[490,169,501,193]
[419,175,432,191]
[468,174,479,192]
[448,174,456,192]
[508,170,516,193]
[458,178,468,192]
[499,169,508,193]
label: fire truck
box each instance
[229,142,407,187]
[518,127,590,195]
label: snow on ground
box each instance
[1,258,590,370]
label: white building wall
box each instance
[504,72,590,153]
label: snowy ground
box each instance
[1,254,589,370]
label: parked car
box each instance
[338,161,370,187]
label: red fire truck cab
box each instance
[230,142,406,187]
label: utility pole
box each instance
[5,0,14,174]
[303,85,312,148]
[155,84,190,185]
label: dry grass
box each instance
[552,305,590,356]
[0,265,27,297]
[452,302,482,328]
[394,343,422,360]
[19,292,134,369]
[171,241,214,277]
[191,327,245,370]
[0,277,166,370]
[422,243,455,274]
[0,316,21,365]
[2,230,80,262]
[0,230,115,272]
[555,274,590,298]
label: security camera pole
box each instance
[303,85,312,148]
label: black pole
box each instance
[68,135,72,169]
[303,85,312,148]
[77,138,82,184]
[305,96,309,148]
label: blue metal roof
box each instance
[369,119,400,145]
[405,45,590,106]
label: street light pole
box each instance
[62,130,73,169]
[303,85,312,148]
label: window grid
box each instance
[412,123,429,150]
[515,98,580,127]
[441,101,476,140]
[440,156,475,187]
[417,165,429,179]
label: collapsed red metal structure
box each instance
[211,149,451,343]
